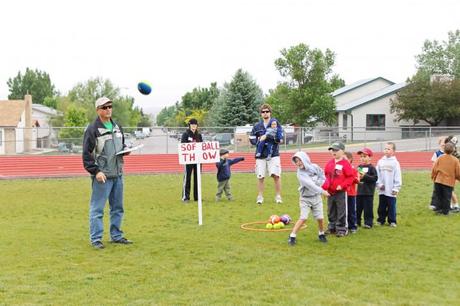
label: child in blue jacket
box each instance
[216,149,245,201]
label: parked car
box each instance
[212,133,234,146]
[134,130,145,139]
[58,143,81,153]
[124,133,135,147]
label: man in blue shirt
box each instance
[249,103,283,205]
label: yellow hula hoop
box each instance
[240,221,307,232]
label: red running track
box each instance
[0,152,432,179]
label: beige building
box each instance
[0,95,34,154]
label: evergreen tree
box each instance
[214,69,263,127]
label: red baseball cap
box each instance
[357,147,373,157]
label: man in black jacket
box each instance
[82,97,132,249]
[180,118,203,202]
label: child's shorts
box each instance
[299,194,324,220]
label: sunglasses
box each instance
[261,110,270,114]
[99,105,113,110]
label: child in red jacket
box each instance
[323,142,355,237]
[344,151,359,234]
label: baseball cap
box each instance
[95,97,112,109]
[357,147,373,157]
[220,149,229,155]
[328,142,345,151]
[188,118,198,125]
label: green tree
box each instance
[137,110,153,127]
[66,77,145,127]
[7,68,58,105]
[268,43,344,126]
[59,104,88,144]
[392,71,460,126]
[392,30,460,126]
[156,105,178,126]
[416,30,460,77]
[181,82,219,112]
[213,69,263,127]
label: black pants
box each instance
[430,184,439,209]
[434,183,453,215]
[356,195,374,227]
[182,164,198,201]
[327,191,348,233]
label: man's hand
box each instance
[96,172,107,183]
[322,190,330,197]
[336,185,342,191]
[260,135,267,141]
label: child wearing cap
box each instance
[376,142,402,227]
[215,149,245,201]
[344,152,360,233]
[323,142,355,237]
[356,148,378,228]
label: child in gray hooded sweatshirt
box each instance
[288,151,330,245]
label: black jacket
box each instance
[357,163,378,196]
[181,128,203,144]
[82,117,126,178]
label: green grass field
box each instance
[1,172,459,305]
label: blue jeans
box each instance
[89,176,124,243]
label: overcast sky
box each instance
[1,0,459,114]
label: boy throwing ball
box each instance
[288,151,329,246]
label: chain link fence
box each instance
[1,125,459,155]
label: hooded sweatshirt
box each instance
[376,155,402,197]
[292,151,325,197]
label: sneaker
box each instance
[390,223,397,228]
[182,198,190,203]
[111,237,133,244]
[215,197,221,202]
[336,231,347,237]
[325,229,336,235]
[376,222,384,226]
[318,234,328,243]
[363,224,372,229]
[275,195,283,204]
[429,205,437,210]
[256,195,264,205]
[288,236,296,246]
[350,229,357,234]
[452,207,460,213]
[91,241,105,249]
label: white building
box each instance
[332,77,409,141]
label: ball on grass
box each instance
[269,215,280,224]
[266,223,273,229]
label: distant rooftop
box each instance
[332,77,394,97]
[336,82,407,112]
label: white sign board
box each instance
[178,141,220,164]
[177,141,221,226]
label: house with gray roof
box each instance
[332,77,409,141]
